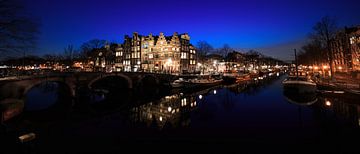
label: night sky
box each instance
[25,0,360,60]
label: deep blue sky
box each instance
[25,0,360,60]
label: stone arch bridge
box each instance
[0,72,176,106]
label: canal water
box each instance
[2,74,360,153]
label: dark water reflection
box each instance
[25,82,60,111]
[6,74,360,153]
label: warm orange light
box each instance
[338,66,342,70]
[314,66,319,70]
[323,66,328,69]
[325,100,331,106]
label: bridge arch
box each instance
[22,78,75,99]
[88,73,133,90]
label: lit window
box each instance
[181,52,187,59]
[149,54,153,59]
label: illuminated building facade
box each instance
[115,32,197,73]
[330,26,360,73]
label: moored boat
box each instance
[184,78,223,88]
[283,76,317,93]
[283,49,317,94]
[170,78,185,88]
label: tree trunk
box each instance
[327,42,334,80]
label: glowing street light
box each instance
[325,100,331,107]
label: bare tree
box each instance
[245,50,262,68]
[298,40,326,66]
[196,41,213,63]
[218,44,232,59]
[64,44,77,60]
[62,44,78,66]
[0,0,40,57]
[79,39,106,58]
[311,16,338,79]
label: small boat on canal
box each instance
[184,78,223,88]
[282,76,317,93]
[170,78,185,88]
[283,49,317,94]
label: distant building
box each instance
[330,26,360,73]
[114,32,197,74]
[93,43,115,72]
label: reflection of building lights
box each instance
[181,98,187,106]
[213,90,217,94]
[168,107,172,112]
[199,95,203,99]
[159,116,163,121]
[325,100,331,106]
